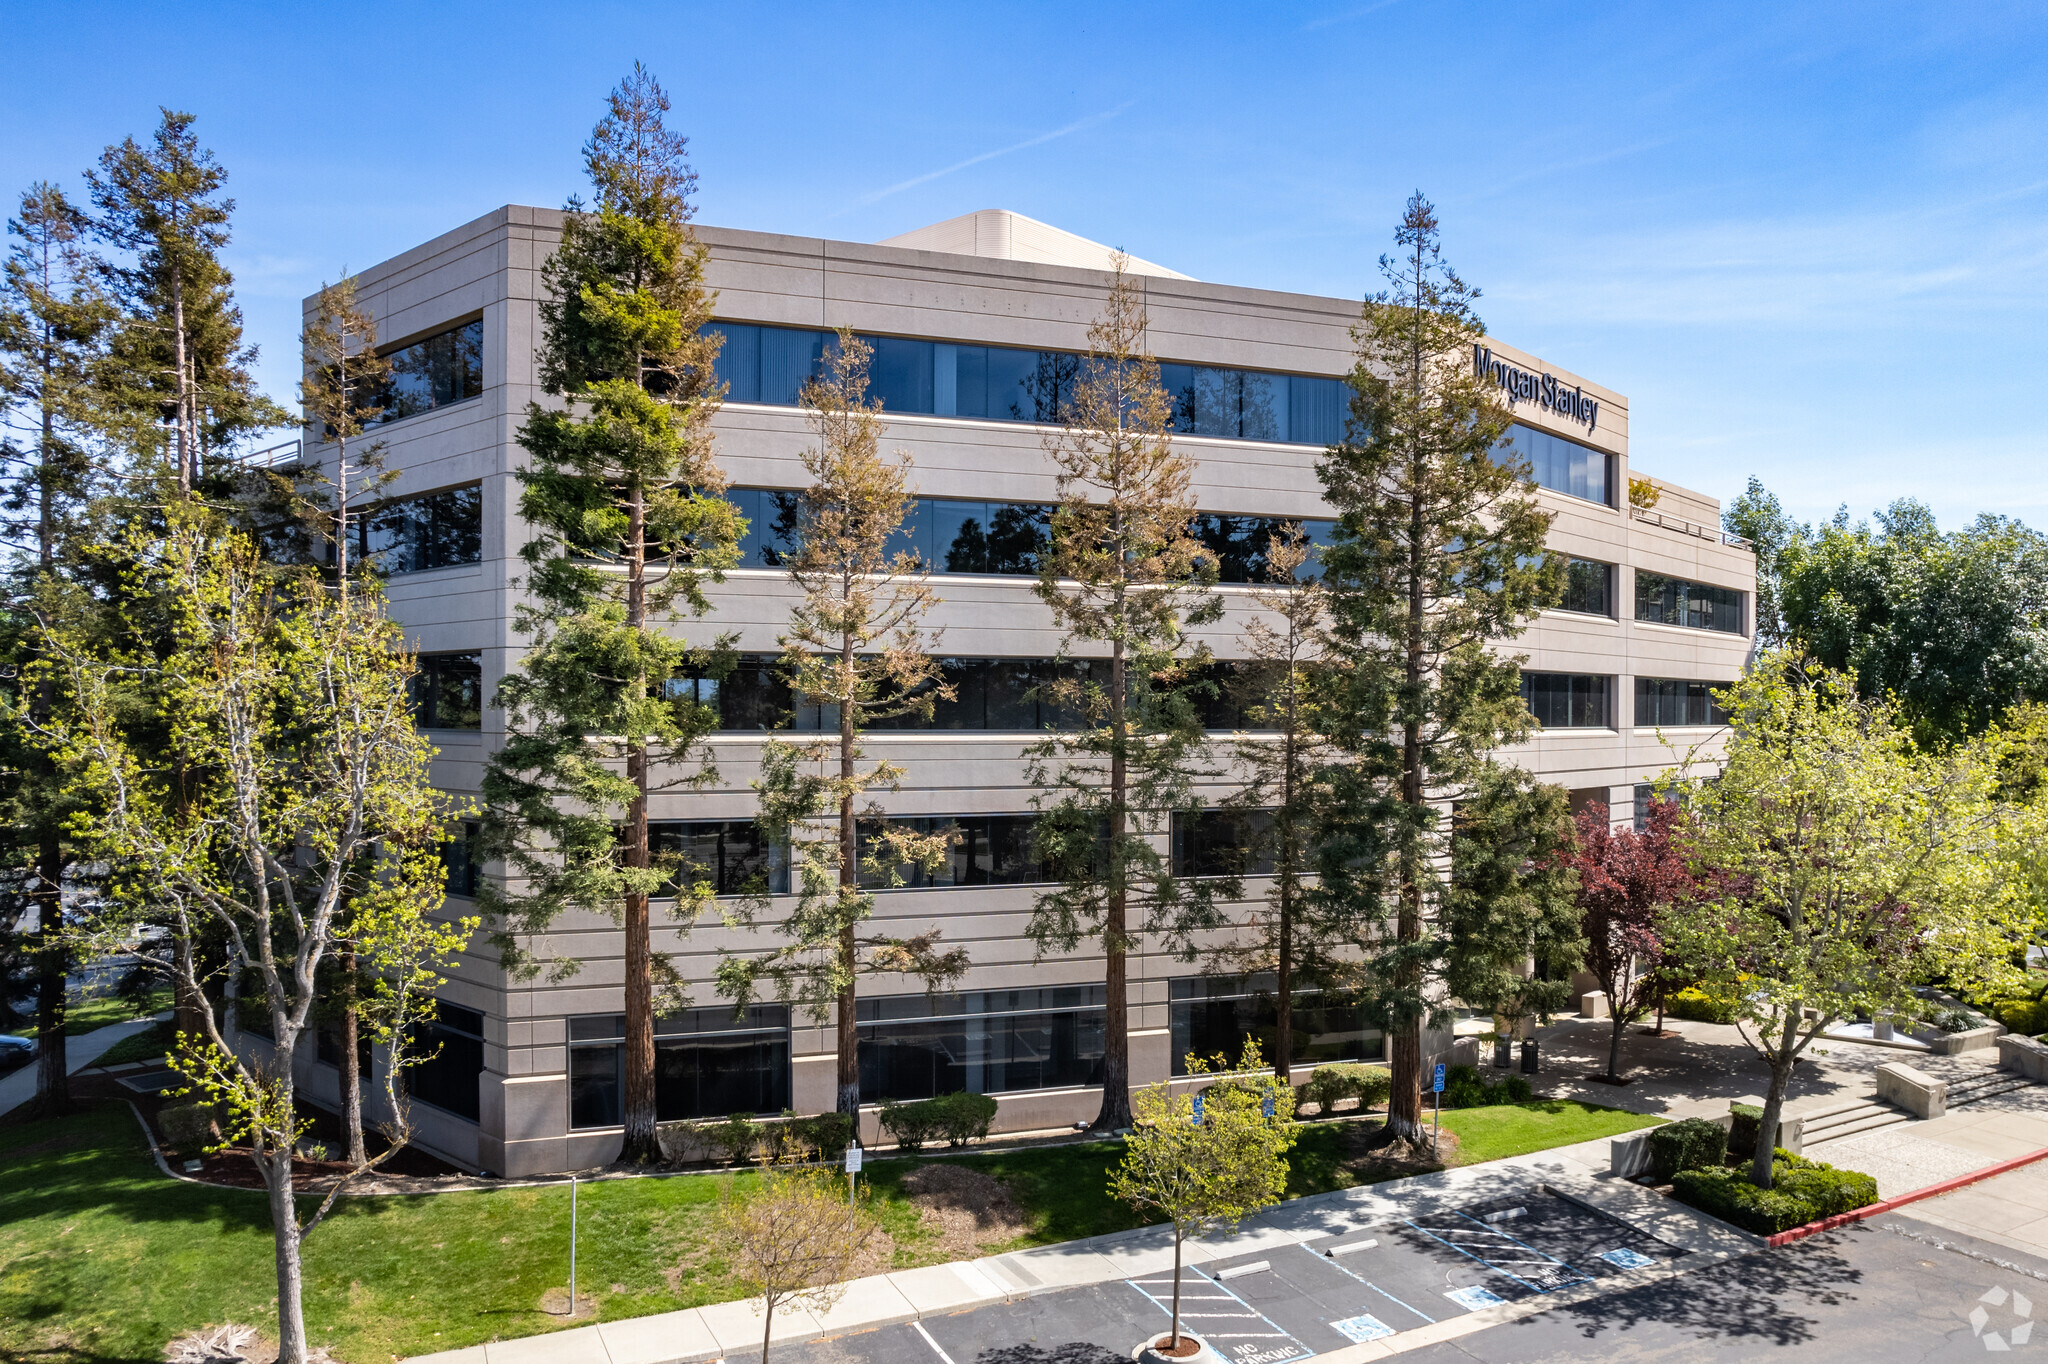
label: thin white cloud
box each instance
[833,103,1137,217]
[1301,0,1404,33]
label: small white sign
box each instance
[843,1144,863,1174]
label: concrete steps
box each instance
[1798,1095,1913,1145]
[1950,1069,2035,1108]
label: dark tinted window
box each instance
[411,653,482,730]
[1635,572,1746,634]
[358,484,482,574]
[1168,974,1382,1075]
[1171,809,1277,878]
[857,987,1106,1101]
[1520,672,1612,728]
[374,320,483,424]
[409,1001,485,1122]
[1634,678,1731,728]
[1557,559,1614,616]
[567,1005,790,1127]
[855,814,1052,889]
[647,820,788,896]
[441,820,481,897]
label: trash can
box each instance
[1493,1037,1512,1068]
[1521,1039,1539,1074]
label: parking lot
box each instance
[783,1188,1685,1363]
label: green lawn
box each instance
[7,989,169,1040]
[1440,1099,1663,1163]
[76,1020,175,1069]
[0,1096,1661,1364]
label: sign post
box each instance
[1431,1063,1446,1154]
[568,1175,578,1316]
[844,1141,863,1205]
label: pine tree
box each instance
[0,181,115,1113]
[87,109,282,495]
[477,67,739,1164]
[718,332,967,1117]
[1027,255,1223,1131]
[1314,193,1560,1145]
[1218,527,1349,1083]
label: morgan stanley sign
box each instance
[1474,346,1599,433]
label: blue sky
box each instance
[5,1,2044,530]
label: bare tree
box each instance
[714,1162,875,1364]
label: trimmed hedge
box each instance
[158,1102,215,1148]
[1649,1117,1728,1184]
[1303,1063,1392,1116]
[1671,1149,1879,1234]
[880,1091,999,1150]
[1727,1103,1764,1160]
[1666,988,1738,1025]
[1994,998,2048,1035]
[1439,1063,1534,1110]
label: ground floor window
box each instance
[567,1005,791,1128]
[857,987,1106,1102]
[408,1002,486,1122]
[1168,974,1382,1076]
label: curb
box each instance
[1766,1144,2048,1247]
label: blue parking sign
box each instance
[1192,1093,1205,1125]
[1432,1063,1446,1093]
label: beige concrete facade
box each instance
[291,206,1755,1176]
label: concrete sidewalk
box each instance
[398,1132,1759,1364]
[0,1013,164,1119]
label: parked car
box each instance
[0,1033,34,1072]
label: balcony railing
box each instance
[1631,505,1752,550]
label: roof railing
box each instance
[1631,504,1753,551]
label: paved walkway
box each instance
[0,1014,164,1119]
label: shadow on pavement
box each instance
[1547,1238,1864,1347]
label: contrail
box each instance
[834,102,1137,215]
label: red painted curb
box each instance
[1765,1143,2048,1247]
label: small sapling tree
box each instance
[714,1161,876,1364]
[1567,796,1698,1082]
[1111,1038,1298,1355]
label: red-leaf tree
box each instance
[1569,797,1697,1081]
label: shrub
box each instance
[1666,988,1738,1025]
[930,1091,999,1147]
[1994,999,2048,1035]
[158,1102,216,1148]
[1671,1151,1879,1234]
[1303,1063,1390,1116]
[1648,1117,1727,1183]
[788,1111,856,1161]
[1930,1006,1986,1034]
[1442,1063,1490,1109]
[1496,1073,1534,1104]
[1727,1102,1763,1160]
[699,1114,766,1165]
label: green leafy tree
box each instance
[1219,526,1350,1083]
[87,109,283,495]
[1313,192,1560,1145]
[718,332,967,1116]
[1722,476,1802,650]
[1442,767,1582,1052]
[38,524,473,1364]
[1110,1038,1298,1354]
[1776,499,2048,745]
[1027,255,1223,1132]
[477,67,740,1164]
[1663,651,2022,1187]
[0,181,115,1112]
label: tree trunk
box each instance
[171,263,192,496]
[1607,1014,1626,1082]
[1093,637,1132,1132]
[1275,873,1293,1087]
[1384,441,1429,1144]
[836,632,861,1119]
[1751,1013,1802,1187]
[339,946,365,1166]
[619,479,659,1164]
[32,834,68,1114]
[264,1152,311,1364]
[1168,1227,1184,1350]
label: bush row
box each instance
[1664,988,1738,1025]
[1441,1063,1534,1110]
[879,1091,1000,1150]
[1671,1150,1879,1235]
[660,1110,856,1166]
[1301,1063,1391,1116]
